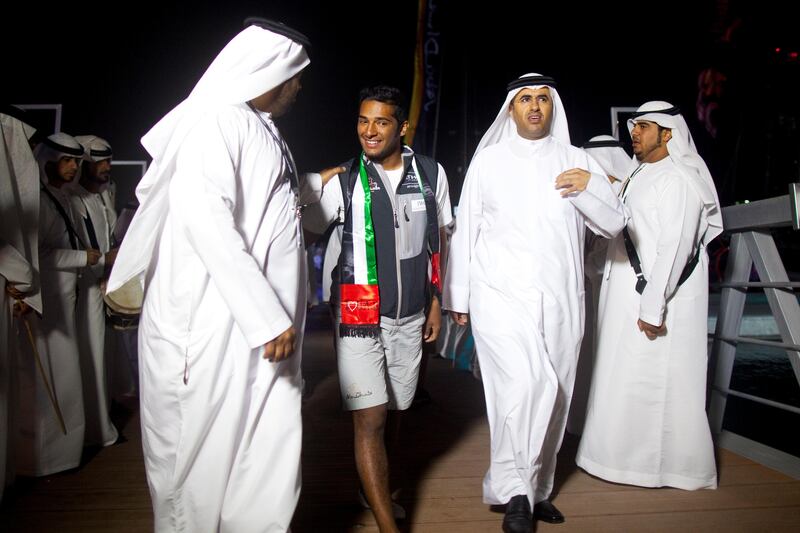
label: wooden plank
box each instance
[535,507,800,533]
[5,510,153,533]
[401,483,800,523]
[4,324,800,533]
[9,487,152,511]
[718,463,797,486]
[409,507,800,533]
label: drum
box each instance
[101,277,143,330]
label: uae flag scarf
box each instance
[339,151,441,338]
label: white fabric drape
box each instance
[108,22,313,532]
[445,77,625,506]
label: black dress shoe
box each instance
[502,494,533,533]
[534,500,565,523]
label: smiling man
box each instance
[304,85,452,532]
[443,74,625,532]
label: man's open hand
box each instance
[555,168,591,197]
[318,166,347,186]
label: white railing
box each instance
[708,183,800,478]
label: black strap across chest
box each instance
[622,227,706,295]
[41,186,86,250]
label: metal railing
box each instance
[707,183,800,476]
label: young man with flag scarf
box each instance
[305,85,452,532]
[444,74,626,532]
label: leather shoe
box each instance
[502,494,532,533]
[534,500,565,523]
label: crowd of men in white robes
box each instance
[1,107,137,502]
[3,19,725,533]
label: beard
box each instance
[93,171,111,183]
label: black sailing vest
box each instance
[333,150,440,319]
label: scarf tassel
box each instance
[339,323,381,338]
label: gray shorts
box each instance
[334,310,426,411]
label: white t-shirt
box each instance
[384,167,405,194]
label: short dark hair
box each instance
[656,125,672,145]
[358,86,408,123]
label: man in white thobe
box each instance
[107,19,328,532]
[576,101,723,490]
[443,74,626,532]
[0,106,41,498]
[17,133,101,477]
[568,135,634,435]
[71,135,119,446]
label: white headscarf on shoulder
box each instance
[627,101,723,241]
[0,109,42,312]
[107,20,310,292]
[581,135,635,193]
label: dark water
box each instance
[721,342,800,457]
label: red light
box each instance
[775,47,781,53]
[790,52,799,59]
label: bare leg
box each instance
[353,403,398,533]
[385,409,403,491]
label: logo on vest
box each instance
[411,199,426,212]
[344,300,379,312]
[369,177,381,191]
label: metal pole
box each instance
[708,232,751,434]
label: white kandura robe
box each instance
[567,179,623,435]
[1,241,33,494]
[140,103,317,532]
[17,185,86,476]
[444,135,625,506]
[72,186,119,446]
[576,157,718,490]
[1,111,41,496]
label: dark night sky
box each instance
[4,0,799,206]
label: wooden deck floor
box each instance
[3,309,800,532]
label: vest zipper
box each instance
[370,162,404,320]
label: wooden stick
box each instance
[21,316,67,435]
